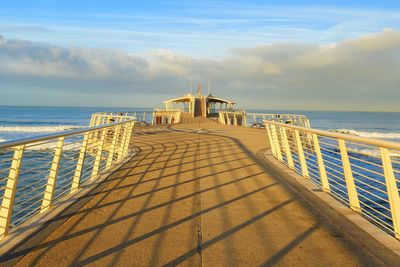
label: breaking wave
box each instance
[346,147,400,157]
[25,142,82,151]
[0,125,84,133]
[335,129,400,139]
[0,138,82,150]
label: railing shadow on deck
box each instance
[0,126,383,266]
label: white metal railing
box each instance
[246,113,310,128]
[218,111,246,126]
[0,119,135,238]
[90,112,150,126]
[219,111,310,128]
[152,109,182,125]
[264,120,400,239]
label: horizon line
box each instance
[0,104,398,113]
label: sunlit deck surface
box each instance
[8,118,400,266]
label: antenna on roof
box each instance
[197,82,202,97]
[190,77,193,95]
[207,78,210,95]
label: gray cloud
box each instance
[1,30,400,110]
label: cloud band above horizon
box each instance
[1,30,400,111]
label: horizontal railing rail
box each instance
[0,119,135,238]
[247,113,310,128]
[263,120,400,239]
[219,111,310,128]
[218,110,245,126]
[90,112,150,127]
[152,109,182,125]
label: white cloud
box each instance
[1,30,400,110]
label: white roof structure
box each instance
[163,84,235,117]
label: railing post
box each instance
[121,122,134,158]
[123,122,134,157]
[312,133,330,192]
[380,147,400,239]
[294,129,309,178]
[282,127,294,169]
[338,139,361,212]
[41,137,64,212]
[91,129,107,179]
[106,125,121,168]
[71,132,90,193]
[265,124,276,157]
[270,125,282,161]
[0,145,25,237]
[118,124,130,160]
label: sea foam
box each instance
[335,129,400,139]
[0,125,84,133]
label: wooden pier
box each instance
[3,119,399,266]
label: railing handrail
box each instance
[219,111,308,117]
[219,110,245,113]
[91,113,137,118]
[153,108,182,112]
[263,120,400,151]
[0,115,136,238]
[248,112,308,118]
[218,111,310,128]
[91,111,148,114]
[152,109,182,125]
[263,117,400,239]
[0,119,135,150]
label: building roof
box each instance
[163,93,234,105]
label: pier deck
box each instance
[8,120,399,266]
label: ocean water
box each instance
[247,109,400,142]
[0,106,153,142]
[246,109,400,234]
[0,106,154,227]
[0,107,399,143]
[0,106,399,234]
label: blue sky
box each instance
[1,1,400,110]
[2,0,400,57]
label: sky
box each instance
[1,0,400,111]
